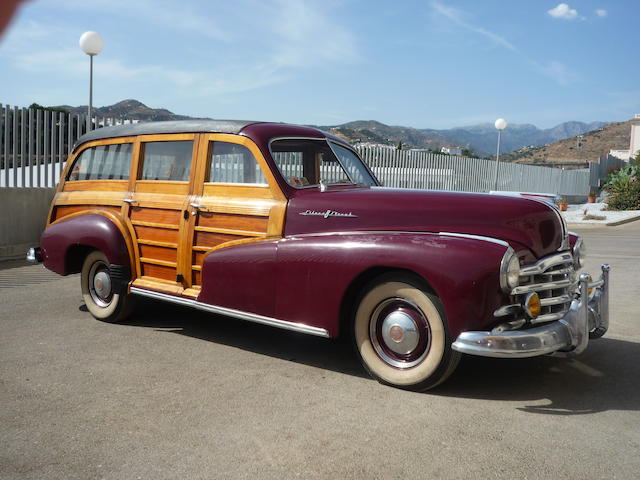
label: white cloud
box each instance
[430,2,516,51]
[547,3,579,20]
[535,60,579,86]
[595,9,608,18]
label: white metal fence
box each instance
[0,103,135,187]
[0,103,609,195]
[356,146,593,196]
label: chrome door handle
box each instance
[189,202,206,210]
[123,199,138,205]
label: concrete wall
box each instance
[0,188,56,260]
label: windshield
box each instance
[270,139,377,188]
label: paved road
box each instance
[1,223,639,479]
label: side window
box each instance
[208,141,267,185]
[67,143,132,181]
[140,141,193,181]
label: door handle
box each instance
[123,199,138,205]
[189,202,207,211]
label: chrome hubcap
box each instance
[88,261,113,308]
[381,311,420,355]
[93,271,112,299]
[370,298,431,369]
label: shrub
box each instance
[603,163,640,210]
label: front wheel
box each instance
[353,273,460,391]
[81,251,133,323]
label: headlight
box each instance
[573,237,586,269]
[500,247,521,293]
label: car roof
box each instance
[74,119,261,149]
[73,119,351,151]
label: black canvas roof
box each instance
[74,119,260,149]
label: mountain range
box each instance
[53,99,625,161]
[320,119,608,156]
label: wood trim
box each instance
[54,191,125,207]
[137,133,196,143]
[135,181,190,194]
[137,238,178,248]
[130,220,180,230]
[132,277,184,294]
[193,225,264,237]
[63,180,129,192]
[139,257,177,268]
[181,287,201,298]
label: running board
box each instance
[129,286,331,338]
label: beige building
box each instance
[630,114,640,159]
[608,114,640,160]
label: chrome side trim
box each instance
[437,232,509,247]
[130,287,331,338]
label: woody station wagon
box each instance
[28,120,610,391]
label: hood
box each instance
[285,187,565,258]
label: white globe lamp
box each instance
[79,31,104,131]
[493,118,508,190]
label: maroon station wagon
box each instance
[27,120,610,391]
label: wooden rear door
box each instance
[183,134,286,297]
[126,134,198,294]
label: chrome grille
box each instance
[515,252,576,324]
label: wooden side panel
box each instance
[197,212,268,233]
[194,230,243,248]
[139,244,177,263]
[130,206,181,225]
[54,205,121,222]
[141,263,176,281]
[133,225,179,244]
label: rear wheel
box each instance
[81,251,133,323]
[353,273,460,391]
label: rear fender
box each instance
[41,213,133,276]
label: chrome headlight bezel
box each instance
[573,236,586,269]
[500,247,521,293]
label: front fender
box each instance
[41,213,131,275]
[274,232,510,338]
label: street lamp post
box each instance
[493,118,508,191]
[79,31,104,131]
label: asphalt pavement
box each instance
[1,222,639,479]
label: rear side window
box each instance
[140,141,193,181]
[67,143,132,181]
[207,141,267,185]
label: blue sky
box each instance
[1,0,638,129]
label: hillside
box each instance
[55,99,197,121]
[319,119,607,156]
[502,119,632,165]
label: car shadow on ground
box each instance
[113,299,638,413]
[436,337,640,414]
[116,298,367,379]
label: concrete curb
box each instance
[566,213,640,228]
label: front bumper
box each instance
[452,264,610,358]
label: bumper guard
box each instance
[452,264,610,358]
